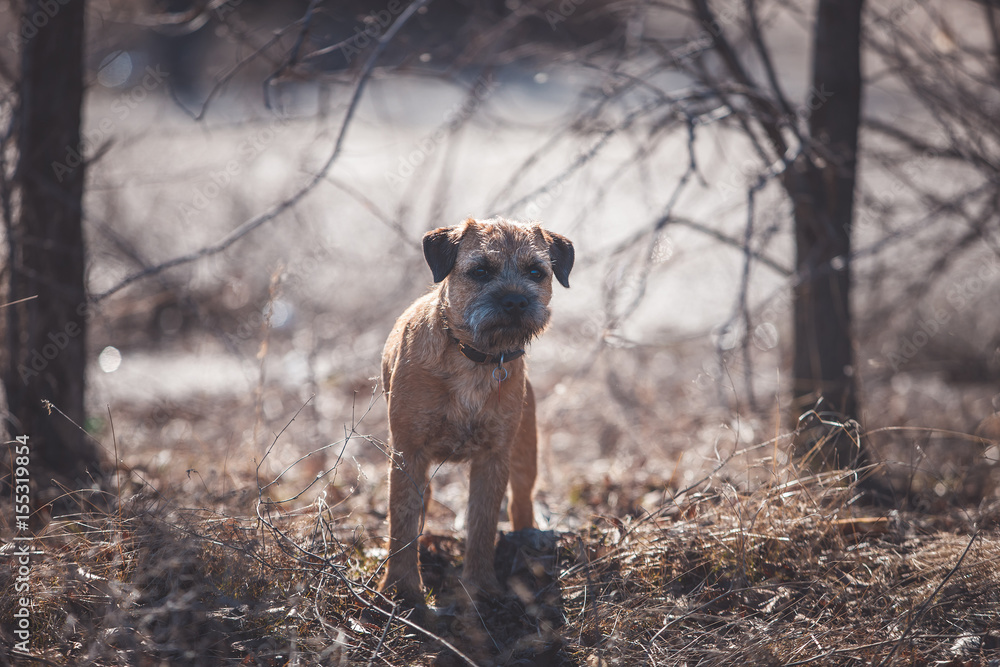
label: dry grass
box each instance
[4,425,1000,667]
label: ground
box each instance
[3,409,1000,665]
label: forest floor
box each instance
[3,409,1000,666]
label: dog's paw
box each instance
[378,575,426,607]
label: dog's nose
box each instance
[501,293,529,314]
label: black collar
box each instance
[450,336,525,365]
[439,305,525,365]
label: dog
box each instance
[379,216,573,605]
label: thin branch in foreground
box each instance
[0,294,38,309]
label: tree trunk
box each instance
[789,0,866,467]
[3,0,100,479]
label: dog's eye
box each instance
[470,266,491,280]
[527,266,545,282]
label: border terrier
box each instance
[379,217,573,605]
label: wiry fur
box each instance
[379,217,573,606]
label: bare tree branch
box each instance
[746,0,796,125]
[93,0,434,304]
[689,0,788,158]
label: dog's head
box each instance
[423,217,574,354]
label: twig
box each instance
[457,579,501,654]
[500,98,661,216]
[0,294,38,309]
[874,530,980,667]
[688,0,787,157]
[263,0,324,110]
[107,405,123,534]
[366,602,396,667]
[607,213,791,277]
[746,0,800,143]
[485,59,668,214]
[173,22,291,121]
[41,399,171,507]
[255,492,480,667]
[324,176,411,244]
[255,398,315,491]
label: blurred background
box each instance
[2,0,999,527]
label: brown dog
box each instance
[379,217,573,605]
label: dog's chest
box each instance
[426,372,518,460]
[447,369,496,419]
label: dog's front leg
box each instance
[462,449,509,598]
[381,446,430,605]
[508,381,538,531]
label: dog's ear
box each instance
[546,231,574,288]
[423,225,463,283]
